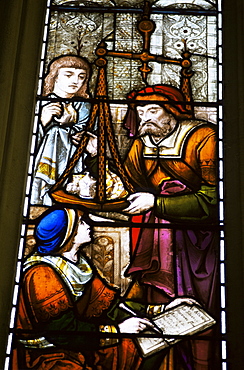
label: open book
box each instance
[135,303,216,357]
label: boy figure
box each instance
[31,55,96,206]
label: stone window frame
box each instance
[0,0,243,368]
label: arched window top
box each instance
[53,0,114,6]
[153,0,216,10]
[53,0,216,10]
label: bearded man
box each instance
[123,85,219,369]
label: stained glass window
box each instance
[5,0,225,369]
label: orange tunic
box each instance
[13,262,142,370]
[125,121,217,192]
[125,121,217,223]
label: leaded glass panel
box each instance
[5,0,225,369]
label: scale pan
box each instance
[50,189,129,211]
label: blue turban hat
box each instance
[35,208,76,254]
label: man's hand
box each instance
[41,102,62,126]
[118,317,155,334]
[123,192,155,214]
[165,297,201,311]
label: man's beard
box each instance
[137,121,174,139]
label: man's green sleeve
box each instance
[155,185,217,222]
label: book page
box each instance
[136,304,216,357]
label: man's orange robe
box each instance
[124,121,219,369]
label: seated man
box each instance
[13,206,194,370]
